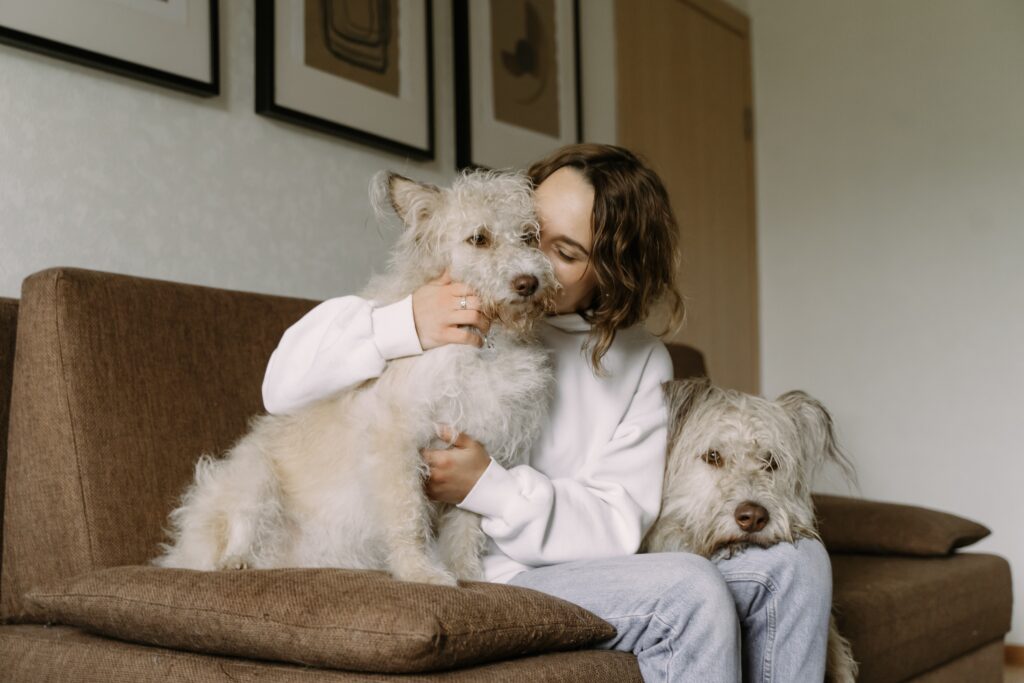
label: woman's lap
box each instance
[507,539,831,683]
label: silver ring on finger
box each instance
[459,296,468,310]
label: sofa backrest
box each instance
[0,268,316,619]
[666,343,706,381]
[0,297,18,608]
[0,267,710,620]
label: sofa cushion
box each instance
[813,494,990,556]
[23,566,616,674]
[0,623,642,683]
[1,268,317,619]
[831,552,1012,683]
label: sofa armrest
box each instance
[812,494,990,556]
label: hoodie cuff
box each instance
[370,295,424,360]
[457,458,519,519]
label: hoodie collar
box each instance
[543,311,593,332]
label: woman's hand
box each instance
[421,425,491,504]
[412,269,491,350]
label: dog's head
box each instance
[647,377,855,557]
[370,169,559,333]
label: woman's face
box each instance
[534,167,599,315]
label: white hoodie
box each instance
[262,295,672,584]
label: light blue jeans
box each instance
[508,538,832,683]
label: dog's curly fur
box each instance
[642,377,860,682]
[153,169,559,586]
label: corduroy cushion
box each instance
[813,494,990,556]
[831,553,1012,683]
[23,566,616,674]
[0,623,642,683]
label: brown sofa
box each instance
[0,267,1013,681]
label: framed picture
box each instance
[0,0,219,97]
[256,0,435,160]
[453,0,581,171]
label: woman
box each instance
[262,144,832,682]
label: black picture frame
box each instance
[0,1,219,98]
[453,0,582,171]
[255,0,436,161]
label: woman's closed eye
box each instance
[556,248,578,262]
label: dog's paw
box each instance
[396,566,459,587]
[217,555,251,571]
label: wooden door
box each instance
[618,0,758,393]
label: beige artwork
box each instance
[305,0,400,96]
[490,0,560,138]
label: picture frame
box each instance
[256,0,435,161]
[0,0,219,98]
[453,0,581,171]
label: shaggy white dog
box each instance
[642,376,859,683]
[154,169,558,586]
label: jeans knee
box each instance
[661,553,737,626]
[769,538,832,609]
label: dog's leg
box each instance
[371,427,457,586]
[156,439,286,571]
[825,612,858,683]
[154,454,231,570]
[640,516,693,554]
[437,506,486,582]
[212,442,289,570]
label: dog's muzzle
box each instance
[734,501,769,533]
[512,274,539,298]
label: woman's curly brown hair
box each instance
[527,143,684,374]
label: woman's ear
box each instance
[662,377,712,444]
[370,171,442,229]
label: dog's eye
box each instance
[467,233,490,247]
[764,452,780,472]
[701,450,724,467]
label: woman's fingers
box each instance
[451,309,491,334]
[431,268,453,285]
[411,273,491,350]
[430,424,476,450]
[445,327,484,348]
[450,293,483,312]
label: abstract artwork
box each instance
[454,0,580,170]
[257,0,435,159]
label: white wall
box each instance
[751,0,1024,644]
[0,0,616,300]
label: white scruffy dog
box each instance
[154,169,558,586]
[642,377,859,683]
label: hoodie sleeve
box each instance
[262,294,423,415]
[456,342,672,565]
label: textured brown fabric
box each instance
[814,494,990,556]
[1,268,317,619]
[906,639,1004,683]
[666,343,707,380]
[0,624,642,682]
[831,552,1012,683]
[24,565,616,673]
[0,297,17,601]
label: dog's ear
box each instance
[370,171,442,229]
[662,377,712,444]
[776,391,857,488]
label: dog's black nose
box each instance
[513,275,539,297]
[734,502,769,533]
